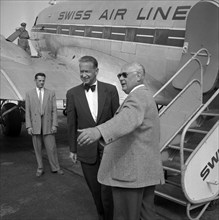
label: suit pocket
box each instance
[112,150,137,182]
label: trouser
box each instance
[112,185,158,220]
[32,134,60,172]
[80,145,113,220]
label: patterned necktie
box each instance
[84,84,96,92]
[39,89,43,115]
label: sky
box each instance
[0,0,66,54]
[0,0,52,37]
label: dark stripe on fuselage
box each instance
[32,24,185,47]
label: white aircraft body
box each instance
[0,1,218,219]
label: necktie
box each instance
[84,84,96,92]
[39,89,43,115]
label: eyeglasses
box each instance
[117,71,138,79]
[117,72,128,79]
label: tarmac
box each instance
[0,110,218,220]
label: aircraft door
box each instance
[172,0,219,93]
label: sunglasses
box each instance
[117,72,128,79]
[117,71,138,79]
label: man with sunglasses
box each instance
[77,62,164,220]
[66,56,119,220]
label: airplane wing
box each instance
[1,35,174,105]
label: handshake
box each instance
[77,127,101,146]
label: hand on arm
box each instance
[77,127,101,146]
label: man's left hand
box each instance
[51,126,57,133]
[77,127,101,146]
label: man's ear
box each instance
[136,72,142,82]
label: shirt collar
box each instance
[90,81,97,86]
[36,87,44,92]
[83,81,98,89]
[130,84,145,93]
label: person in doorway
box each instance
[77,62,164,220]
[66,56,120,220]
[25,72,64,177]
[17,22,31,55]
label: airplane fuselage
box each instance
[30,0,198,94]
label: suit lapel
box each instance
[43,89,49,112]
[97,81,106,123]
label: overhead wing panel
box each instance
[31,57,81,99]
[1,34,175,105]
[1,56,82,101]
[0,69,22,100]
[0,35,81,101]
[1,57,35,100]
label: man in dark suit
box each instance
[77,62,164,220]
[25,72,63,177]
[66,56,119,220]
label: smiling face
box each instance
[79,61,98,85]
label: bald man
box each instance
[77,62,164,220]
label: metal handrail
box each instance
[159,79,202,151]
[153,48,210,99]
[180,88,219,168]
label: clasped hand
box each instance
[77,127,101,146]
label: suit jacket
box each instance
[66,81,119,164]
[97,85,165,188]
[25,88,58,135]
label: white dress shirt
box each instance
[36,87,44,101]
[85,81,98,122]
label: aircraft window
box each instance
[43,24,57,34]
[153,29,169,45]
[168,29,185,47]
[59,25,70,35]
[32,24,185,48]
[69,26,76,35]
[110,27,126,41]
[135,28,154,44]
[90,26,103,38]
[74,26,85,36]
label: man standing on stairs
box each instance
[25,72,64,177]
[77,62,165,220]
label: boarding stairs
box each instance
[153,48,219,220]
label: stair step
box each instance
[155,183,187,206]
[165,174,182,187]
[187,127,208,134]
[163,161,181,173]
[163,150,191,173]
[201,109,219,117]
[168,144,194,153]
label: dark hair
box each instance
[35,72,46,79]
[21,22,26,27]
[79,56,98,68]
